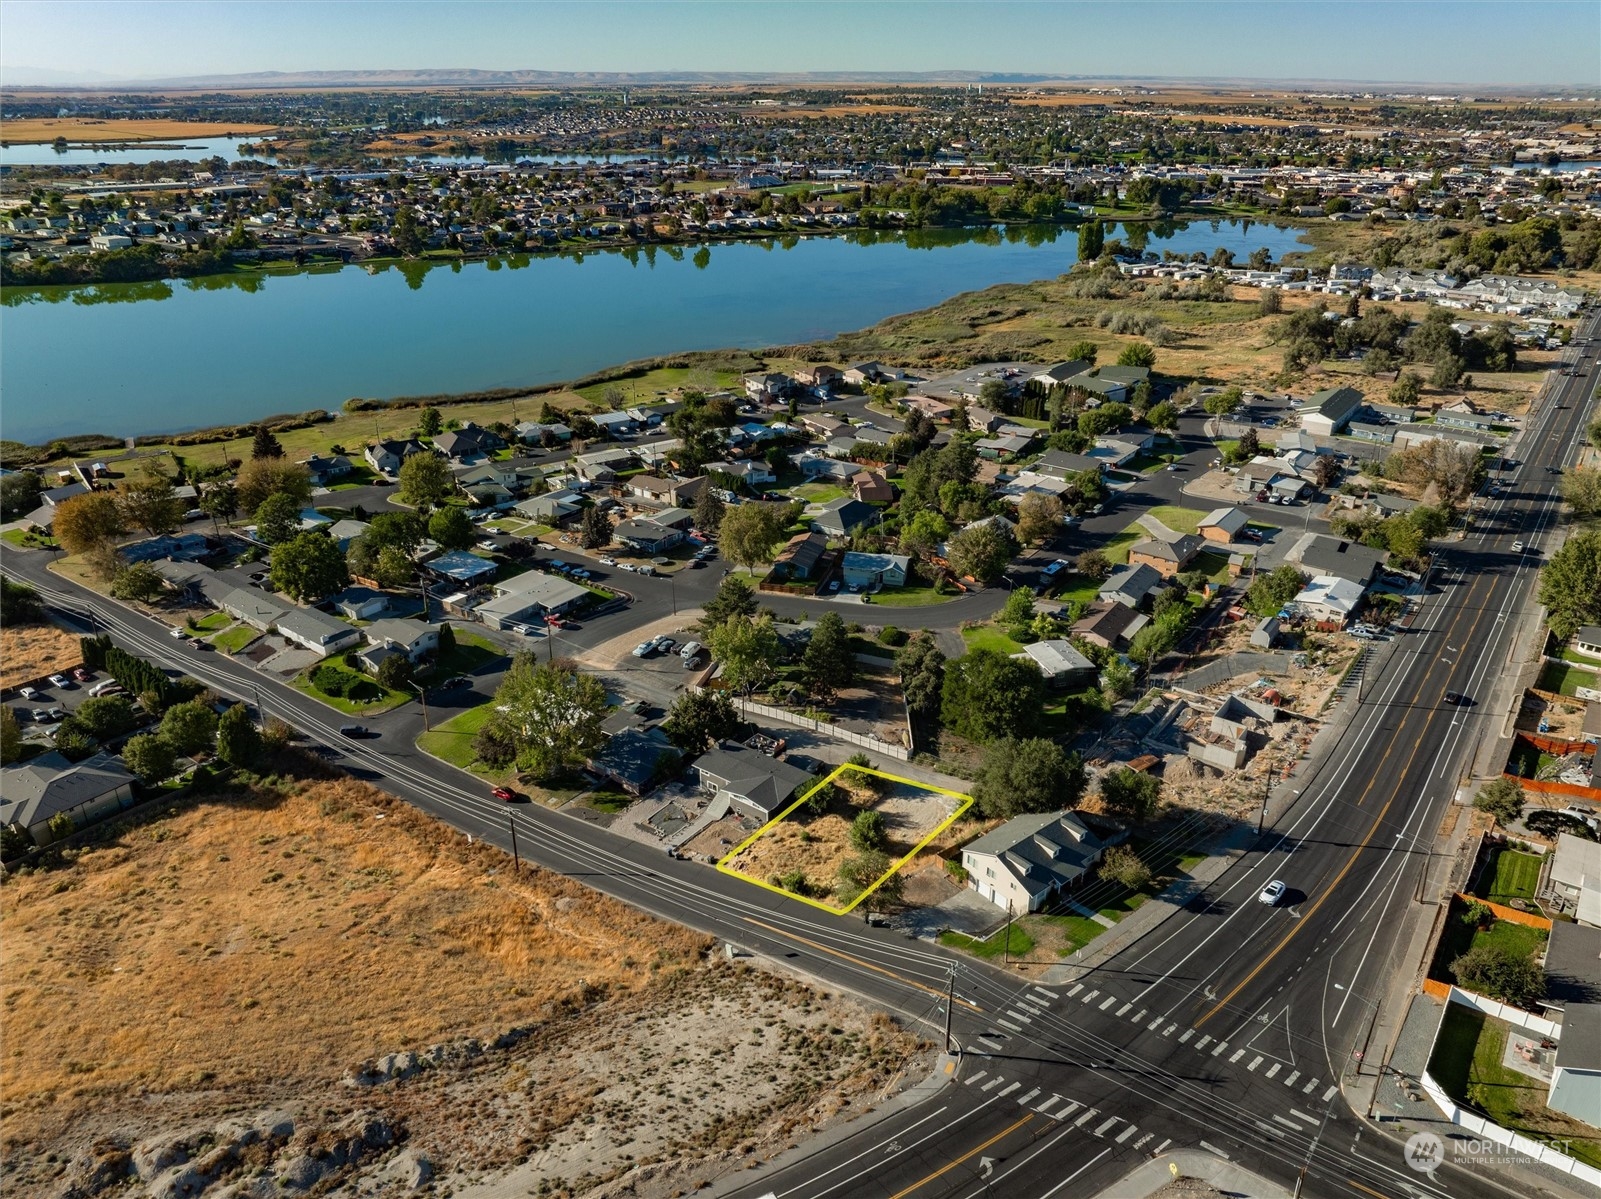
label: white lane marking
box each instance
[1154,1139,1171,1155]
[999,1082,1021,1097]
[1289,1108,1317,1125]
[1256,1120,1286,1137]
[1302,1079,1319,1094]
[1211,1040,1229,1056]
[1035,1095,1058,1114]
[1082,989,1100,1003]
[997,1019,1023,1032]
[1034,1147,1112,1199]
[965,1070,988,1086]
[1017,1087,1040,1105]
[1134,1133,1153,1150]
[1196,1035,1212,1050]
[1132,1008,1147,1023]
[1074,1107,1099,1128]
[1149,1016,1165,1031]
[1272,1115,1301,1131]
[1116,1124,1138,1143]
[1007,1010,1032,1024]
[1199,1141,1231,1160]
[1099,995,1118,1011]
[1179,1028,1195,1043]
[1033,988,1059,1000]
[1068,983,1083,997]
[1249,1056,1263,1071]
[1093,1117,1119,1138]
[1322,1085,1338,1102]
[1284,1070,1300,1087]
[1230,1048,1246,1063]
[982,1077,1005,1092]
[1117,1002,1132,1016]
[1266,1063,1281,1078]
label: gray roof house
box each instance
[1285,532,1387,587]
[1015,640,1098,690]
[811,496,880,539]
[1297,386,1365,436]
[474,571,590,631]
[1099,563,1164,609]
[0,751,137,846]
[275,606,363,657]
[960,810,1104,913]
[693,744,812,823]
[220,587,291,631]
[589,724,678,796]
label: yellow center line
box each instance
[1344,1179,1397,1199]
[1195,570,1491,1026]
[743,916,983,1012]
[886,1113,1034,1199]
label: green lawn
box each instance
[1560,645,1601,666]
[961,625,1027,656]
[940,924,1035,960]
[425,631,505,678]
[292,664,410,716]
[790,483,848,503]
[1101,526,1143,565]
[1477,848,1542,906]
[573,365,741,406]
[1048,574,1103,607]
[187,611,232,633]
[1537,660,1600,698]
[1036,913,1107,956]
[1192,550,1232,584]
[211,625,259,654]
[1429,1005,1601,1170]
[1433,899,1549,983]
[868,585,960,608]
[1143,505,1207,536]
[1,528,57,550]
[416,704,494,770]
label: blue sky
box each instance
[1,1,1597,87]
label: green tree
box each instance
[72,696,136,741]
[1245,564,1306,617]
[701,573,759,627]
[579,505,614,550]
[0,578,43,626]
[940,648,1045,742]
[377,653,415,691]
[1064,340,1099,367]
[269,531,350,602]
[235,458,312,514]
[1116,343,1157,369]
[0,471,42,521]
[971,737,1086,818]
[1016,493,1063,545]
[1077,220,1104,261]
[418,406,443,436]
[663,688,742,751]
[1102,657,1137,700]
[1203,386,1242,416]
[897,635,946,723]
[251,426,284,460]
[898,509,950,561]
[115,472,183,536]
[1001,587,1036,632]
[1257,287,1283,316]
[1100,844,1152,890]
[0,706,20,766]
[159,699,218,756]
[1075,548,1112,581]
[1560,466,1601,518]
[849,809,888,853]
[1449,943,1545,1009]
[705,614,783,696]
[1389,373,1423,407]
[121,732,177,783]
[51,492,125,556]
[1539,529,1601,641]
[693,486,727,534]
[201,482,238,529]
[946,523,1016,585]
[482,655,608,780]
[216,703,263,768]
[1099,768,1162,822]
[397,452,456,510]
[109,561,166,604]
[1472,777,1525,827]
[1589,417,1601,453]
[428,505,475,551]
[1144,400,1178,432]
[837,849,901,910]
[254,492,302,545]
[718,502,787,573]
[804,612,856,702]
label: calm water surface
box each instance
[0,220,1308,443]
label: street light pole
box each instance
[944,964,956,1054]
[408,681,430,732]
[1258,767,1271,835]
[508,812,521,871]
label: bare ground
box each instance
[0,621,81,689]
[0,774,928,1199]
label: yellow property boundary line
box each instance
[716,764,973,916]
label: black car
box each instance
[1444,691,1468,706]
[339,724,368,738]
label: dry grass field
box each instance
[0,118,277,144]
[0,621,81,690]
[1,777,927,1198]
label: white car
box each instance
[1258,880,1287,906]
[169,626,188,638]
[47,674,69,688]
[1511,540,1526,552]
[631,639,657,659]
[598,557,617,566]
[18,686,38,700]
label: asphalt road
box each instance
[6,322,1596,1199]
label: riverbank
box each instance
[0,117,279,145]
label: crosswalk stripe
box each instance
[1164,1023,1178,1036]
[1134,1134,1153,1150]
[1302,1079,1319,1094]
[1117,1002,1132,1016]
[1257,1120,1286,1138]
[1035,1095,1058,1114]
[1068,983,1084,997]
[1017,1087,1040,1105]
[1196,1035,1212,1050]
[1266,1063,1281,1079]
[1148,1016,1164,1030]
[1284,1070,1300,1087]
[1230,1048,1246,1063]
[1211,1040,1229,1056]
[997,1019,1023,1032]
[1179,1028,1195,1043]
[1083,989,1099,1003]
[1155,1139,1171,1154]
[1099,995,1118,1010]
[1007,1010,1032,1023]
[1074,1108,1099,1128]
[1055,1099,1081,1118]
[982,1077,1005,1091]
[1116,1124,1138,1143]
[1272,1115,1300,1130]
[1093,1117,1119,1138]
[1322,1085,1338,1102]
[1289,1108,1316,1125]
[1248,1056,1263,1072]
[965,1070,988,1086]
[1133,1008,1147,1023]
[999,1082,1021,1097]
[1033,988,1059,1000]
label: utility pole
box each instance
[508,813,520,871]
[409,681,430,732]
[944,964,956,1054]
[1002,900,1015,966]
[1258,767,1270,835]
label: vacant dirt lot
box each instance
[1,621,81,690]
[1,776,927,1198]
[0,118,277,144]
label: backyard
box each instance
[1537,660,1601,699]
[1430,897,1550,989]
[1471,846,1543,908]
[293,661,411,716]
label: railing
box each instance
[729,696,910,761]
[1418,1068,1601,1189]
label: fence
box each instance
[730,697,911,761]
[1454,893,1552,931]
[1510,775,1601,801]
[1419,1069,1601,1189]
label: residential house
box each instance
[1099,563,1164,609]
[474,571,590,631]
[19,479,91,530]
[1435,409,1500,433]
[355,618,442,673]
[514,420,573,445]
[1292,575,1365,624]
[0,751,138,847]
[852,471,894,504]
[1542,922,1601,1123]
[1198,507,1249,543]
[965,406,1004,434]
[693,744,812,822]
[839,552,909,590]
[422,550,499,585]
[1548,833,1601,927]
[1071,375,1129,404]
[457,462,521,492]
[365,438,433,476]
[1095,364,1151,392]
[960,810,1104,913]
[332,587,395,621]
[589,721,678,795]
[1073,599,1149,649]
[1088,437,1147,468]
[801,413,849,440]
[327,519,371,551]
[221,588,290,631]
[613,518,685,554]
[572,447,637,483]
[300,453,354,486]
[706,459,776,488]
[904,395,955,422]
[812,496,880,540]
[121,533,213,565]
[276,606,362,657]
[1030,449,1104,480]
[1015,640,1097,690]
[843,361,889,386]
[795,364,843,390]
[1285,532,1386,588]
[590,411,637,439]
[515,489,583,526]
[975,432,1036,461]
[628,474,679,505]
[1127,534,1202,578]
[1031,360,1093,388]
[1573,626,1601,660]
[744,373,795,402]
[772,531,830,582]
[796,451,857,481]
[1297,386,1365,436]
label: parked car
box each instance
[1258,880,1287,906]
[169,626,188,638]
[657,638,677,654]
[18,686,38,700]
[631,639,657,658]
[72,668,91,682]
[598,557,617,566]
[825,579,841,593]
[47,674,70,688]
[491,787,518,802]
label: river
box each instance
[0,220,1309,444]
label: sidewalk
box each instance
[1093,1149,1291,1199]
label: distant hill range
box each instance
[2,67,1585,93]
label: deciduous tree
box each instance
[1016,493,1063,545]
[51,492,125,556]
[1560,466,1601,518]
[718,502,787,573]
[254,492,302,545]
[946,522,1016,585]
[397,452,456,511]
[0,707,20,766]
[428,505,475,551]
[115,472,183,535]
[235,458,312,515]
[216,703,263,767]
[663,688,742,752]
[971,737,1085,818]
[160,699,219,757]
[1099,767,1162,822]
[705,614,782,696]
[803,612,855,701]
[1450,943,1544,1009]
[269,531,349,602]
[482,655,608,781]
[109,561,166,603]
[1539,529,1601,641]
[940,647,1045,742]
[121,732,176,783]
[1472,777,1525,827]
